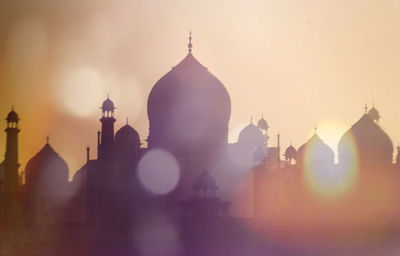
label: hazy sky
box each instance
[1,0,400,177]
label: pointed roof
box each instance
[101,96,115,112]
[6,107,19,122]
[192,170,217,190]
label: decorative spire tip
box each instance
[188,30,193,53]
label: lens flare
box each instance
[58,67,107,117]
[303,121,358,198]
[138,149,180,195]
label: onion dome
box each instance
[115,124,141,148]
[285,144,297,160]
[72,160,99,187]
[6,108,19,122]
[338,113,393,164]
[368,107,380,122]
[192,170,217,191]
[101,97,115,112]
[25,142,69,190]
[257,116,269,131]
[147,43,231,148]
[237,123,265,147]
[296,134,334,164]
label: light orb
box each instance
[138,149,180,195]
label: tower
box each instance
[0,107,21,229]
[98,96,116,160]
[4,107,20,190]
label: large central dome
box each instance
[147,51,231,150]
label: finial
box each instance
[250,116,253,124]
[314,124,317,134]
[188,30,192,53]
[261,113,264,119]
[46,135,49,144]
[11,105,14,111]
[364,103,368,114]
[372,101,375,108]
[107,93,110,99]
[277,133,280,148]
[126,117,129,125]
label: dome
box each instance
[147,52,231,148]
[101,97,115,112]
[237,123,265,147]
[296,134,334,164]
[25,143,69,189]
[257,117,269,130]
[338,113,393,164]
[285,144,296,160]
[115,124,141,148]
[368,107,380,122]
[192,170,217,190]
[6,109,19,122]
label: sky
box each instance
[1,0,400,178]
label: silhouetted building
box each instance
[2,34,400,256]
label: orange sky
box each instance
[1,0,400,178]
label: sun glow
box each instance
[57,68,107,117]
[304,119,359,198]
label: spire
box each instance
[188,30,193,54]
[277,133,280,147]
[86,145,90,162]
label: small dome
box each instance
[368,107,380,122]
[238,123,265,147]
[101,97,115,112]
[296,134,334,164]
[285,144,296,160]
[192,170,217,190]
[339,113,393,164]
[6,109,19,122]
[25,143,69,189]
[115,124,141,148]
[257,117,269,130]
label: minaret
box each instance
[99,96,116,160]
[4,107,20,188]
[1,107,21,229]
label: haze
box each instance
[0,0,399,177]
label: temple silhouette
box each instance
[1,34,400,255]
